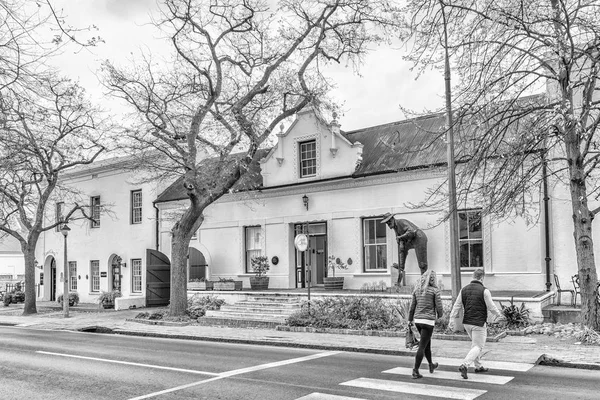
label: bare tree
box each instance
[103,0,398,316]
[0,76,106,315]
[400,0,600,329]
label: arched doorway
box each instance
[188,247,208,281]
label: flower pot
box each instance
[249,276,269,290]
[324,277,344,290]
[102,302,114,309]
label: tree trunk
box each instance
[22,243,38,315]
[169,201,204,316]
[565,127,600,330]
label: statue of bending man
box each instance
[381,213,428,283]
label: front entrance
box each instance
[294,222,327,288]
[188,247,207,281]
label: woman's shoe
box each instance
[412,369,423,379]
[429,362,439,373]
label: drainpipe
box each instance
[542,159,552,291]
[153,202,160,251]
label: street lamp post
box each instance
[60,224,71,318]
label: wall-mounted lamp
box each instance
[302,194,309,210]
[121,262,127,268]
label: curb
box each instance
[536,354,600,370]
[110,328,415,356]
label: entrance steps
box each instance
[542,305,581,324]
[201,296,303,328]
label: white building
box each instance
[35,156,163,308]
[155,108,552,293]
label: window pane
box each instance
[459,213,468,239]
[245,226,262,273]
[300,140,317,177]
[132,259,142,293]
[469,211,482,238]
[460,243,470,268]
[470,243,483,268]
[69,261,77,291]
[375,245,387,269]
[365,246,376,269]
[364,220,376,244]
[91,260,100,292]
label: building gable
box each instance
[260,107,362,187]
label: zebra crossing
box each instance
[295,357,534,400]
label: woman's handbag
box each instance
[405,322,420,349]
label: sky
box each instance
[50,0,445,132]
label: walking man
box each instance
[449,268,503,379]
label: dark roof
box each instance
[346,113,446,176]
[155,114,447,203]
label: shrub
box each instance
[251,256,270,277]
[57,292,80,306]
[148,312,165,320]
[187,294,225,319]
[499,297,531,329]
[286,297,403,331]
[434,301,453,332]
[3,293,13,306]
[135,312,150,319]
[13,291,25,303]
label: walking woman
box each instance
[408,269,443,379]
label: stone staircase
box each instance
[200,296,303,328]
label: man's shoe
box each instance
[458,364,468,379]
[429,362,438,373]
[412,369,423,379]
[474,367,489,373]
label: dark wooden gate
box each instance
[146,249,171,307]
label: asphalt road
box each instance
[1,326,599,400]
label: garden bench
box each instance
[553,274,574,306]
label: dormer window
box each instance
[299,140,316,178]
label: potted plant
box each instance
[97,290,122,309]
[249,256,270,290]
[188,278,214,291]
[57,292,80,307]
[324,255,348,290]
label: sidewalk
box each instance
[1,304,599,370]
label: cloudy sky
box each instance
[51,0,444,131]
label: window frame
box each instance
[131,258,142,293]
[90,196,101,228]
[362,217,388,272]
[131,190,142,224]
[458,209,484,270]
[244,226,262,273]
[90,260,100,292]
[299,139,317,178]
[69,261,77,291]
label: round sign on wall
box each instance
[294,234,309,252]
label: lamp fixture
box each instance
[60,224,71,237]
[302,194,309,210]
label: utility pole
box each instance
[441,3,462,303]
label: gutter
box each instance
[153,202,160,251]
[542,158,552,291]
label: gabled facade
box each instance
[155,108,549,292]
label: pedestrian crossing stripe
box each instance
[383,366,514,384]
[296,393,367,400]
[434,357,533,372]
[341,378,487,400]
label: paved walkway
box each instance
[1,303,599,370]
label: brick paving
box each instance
[1,302,599,370]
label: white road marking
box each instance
[435,357,534,372]
[296,393,368,400]
[341,377,487,400]
[383,366,514,384]
[128,350,341,400]
[36,351,220,376]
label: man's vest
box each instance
[461,280,487,327]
